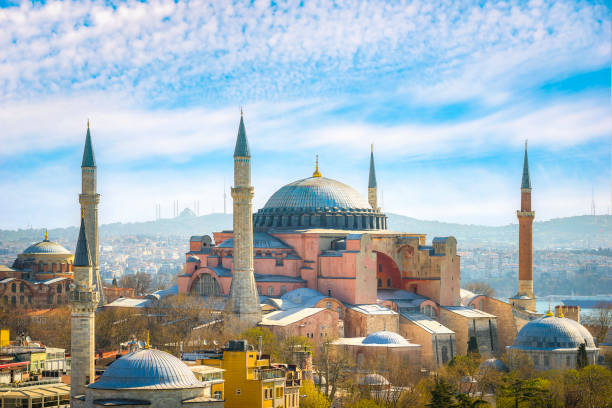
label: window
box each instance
[11,283,16,292]
[387,278,391,287]
[328,289,332,296]
[441,346,448,364]
[19,283,24,292]
[257,286,262,295]
[377,278,382,287]
[267,287,274,296]
[325,302,332,309]
[264,388,273,400]
[213,391,222,400]
[276,387,284,398]
[28,296,32,304]
[19,296,24,305]
[66,282,70,292]
[337,306,342,318]
[281,285,287,295]
[11,296,16,305]
[378,264,382,272]
[235,388,241,395]
[57,285,62,294]
[479,299,484,310]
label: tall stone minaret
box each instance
[79,121,105,307]
[69,215,98,398]
[512,141,536,311]
[368,144,378,210]
[225,111,262,327]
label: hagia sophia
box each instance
[0,115,601,406]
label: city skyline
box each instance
[0,0,610,229]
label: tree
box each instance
[577,343,588,369]
[313,340,355,401]
[576,365,612,408]
[498,374,551,408]
[118,272,152,295]
[301,380,331,408]
[464,282,496,297]
[427,377,456,407]
[446,355,480,395]
[582,302,612,344]
[240,327,279,357]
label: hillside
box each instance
[0,213,610,249]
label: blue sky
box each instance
[0,0,610,229]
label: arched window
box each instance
[386,278,391,287]
[377,278,382,287]
[267,287,274,296]
[378,264,382,273]
[190,273,222,297]
[336,306,342,318]
[11,283,16,293]
[325,302,332,309]
[19,283,24,292]
[257,286,262,295]
[57,285,62,294]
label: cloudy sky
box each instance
[0,0,610,229]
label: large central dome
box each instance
[254,176,387,231]
[263,177,371,211]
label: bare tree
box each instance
[582,302,612,344]
[119,272,153,295]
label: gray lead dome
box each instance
[511,315,596,350]
[89,348,204,390]
[254,176,387,231]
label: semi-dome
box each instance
[359,373,390,386]
[22,240,71,255]
[89,348,204,390]
[254,176,387,231]
[511,315,596,350]
[363,331,411,346]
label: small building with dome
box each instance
[0,231,74,309]
[75,347,224,408]
[507,307,599,371]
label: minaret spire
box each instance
[79,120,104,307]
[312,155,322,178]
[69,212,98,399]
[368,144,378,210]
[226,111,262,328]
[511,140,536,312]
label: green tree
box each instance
[427,378,457,407]
[576,365,612,408]
[577,343,588,369]
[498,374,550,408]
[239,326,279,357]
[301,381,331,408]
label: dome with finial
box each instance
[22,231,71,255]
[510,312,596,350]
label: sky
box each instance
[0,0,610,230]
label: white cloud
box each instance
[0,0,609,104]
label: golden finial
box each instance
[44,229,48,241]
[545,302,553,317]
[371,143,373,153]
[312,155,322,178]
[81,208,85,219]
[558,305,564,318]
[145,331,150,349]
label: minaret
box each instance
[368,144,378,210]
[69,214,98,398]
[512,141,536,311]
[225,111,261,327]
[79,120,105,307]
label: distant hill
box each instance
[0,213,610,249]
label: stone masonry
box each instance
[225,113,262,327]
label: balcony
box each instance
[68,291,99,304]
[252,368,284,381]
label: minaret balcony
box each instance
[516,210,535,217]
[69,290,99,304]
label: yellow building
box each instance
[200,340,301,408]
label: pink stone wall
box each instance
[263,308,338,342]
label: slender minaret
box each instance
[69,214,98,398]
[368,144,378,210]
[512,141,536,311]
[225,111,261,327]
[80,120,105,307]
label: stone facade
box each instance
[79,122,105,307]
[224,114,261,328]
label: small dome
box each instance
[363,331,410,346]
[359,373,389,386]
[89,348,203,390]
[480,358,507,372]
[23,240,71,255]
[511,315,596,350]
